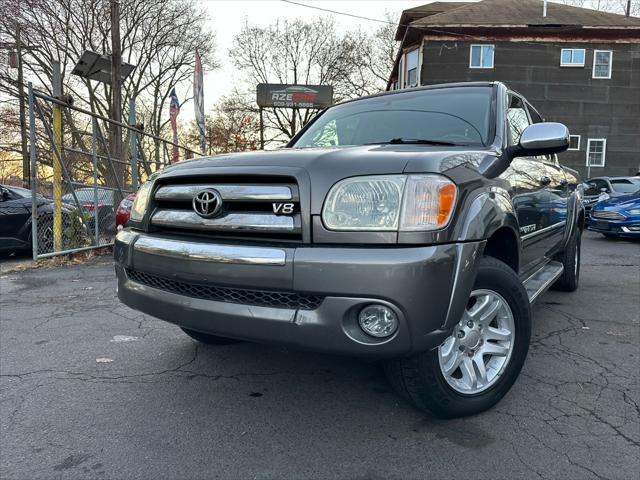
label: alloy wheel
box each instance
[438,289,516,395]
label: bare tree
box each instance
[348,11,400,96]
[230,17,372,144]
[181,92,260,155]
[552,0,639,16]
[0,0,217,187]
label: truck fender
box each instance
[440,190,521,333]
[455,189,521,246]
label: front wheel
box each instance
[384,256,531,418]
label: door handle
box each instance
[539,176,551,186]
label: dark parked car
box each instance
[62,188,116,233]
[114,82,584,418]
[580,182,610,212]
[583,176,640,210]
[0,184,82,253]
[588,189,640,238]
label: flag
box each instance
[169,88,180,163]
[194,50,206,153]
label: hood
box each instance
[165,145,493,174]
[594,192,640,209]
[158,146,495,213]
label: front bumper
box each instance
[588,217,640,236]
[114,230,484,358]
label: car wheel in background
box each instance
[383,256,531,418]
[180,327,241,346]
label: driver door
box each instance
[500,94,549,275]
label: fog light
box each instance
[358,305,398,338]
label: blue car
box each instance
[589,189,640,238]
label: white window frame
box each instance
[592,50,612,79]
[586,138,607,167]
[469,44,494,69]
[404,48,420,88]
[560,48,585,67]
[568,135,581,151]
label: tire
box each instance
[602,233,618,240]
[384,256,531,418]
[180,327,240,346]
[552,228,581,292]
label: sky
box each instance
[184,0,435,117]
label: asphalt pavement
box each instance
[1,231,638,480]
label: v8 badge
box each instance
[272,202,296,215]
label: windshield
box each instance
[291,86,494,149]
[611,179,640,193]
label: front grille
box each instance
[150,177,302,242]
[591,210,625,220]
[125,268,323,310]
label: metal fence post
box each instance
[28,83,38,260]
[129,98,138,189]
[92,117,99,245]
[52,61,63,252]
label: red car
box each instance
[116,193,136,229]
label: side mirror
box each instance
[511,122,570,159]
[0,188,8,200]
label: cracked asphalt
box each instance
[1,231,638,480]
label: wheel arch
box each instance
[455,191,522,273]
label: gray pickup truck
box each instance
[115,82,584,418]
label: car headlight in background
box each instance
[625,209,640,215]
[129,180,154,222]
[322,174,457,232]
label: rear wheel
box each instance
[180,327,240,345]
[553,227,581,291]
[384,256,531,418]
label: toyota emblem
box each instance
[192,188,223,218]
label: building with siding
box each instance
[387,0,640,177]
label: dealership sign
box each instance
[256,84,333,109]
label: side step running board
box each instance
[523,261,564,303]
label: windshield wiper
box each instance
[370,138,461,146]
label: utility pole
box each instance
[626,0,631,17]
[15,25,29,189]
[52,61,63,252]
[110,0,123,193]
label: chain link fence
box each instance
[27,84,200,259]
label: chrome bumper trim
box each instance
[150,210,298,232]
[155,184,293,201]
[134,235,286,266]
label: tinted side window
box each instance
[507,95,530,146]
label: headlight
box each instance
[323,175,405,230]
[626,209,640,215]
[129,180,154,222]
[322,174,457,232]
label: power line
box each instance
[280,0,399,26]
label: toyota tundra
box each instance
[114,82,584,418]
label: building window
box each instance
[586,139,606,166]
[592,50,612,79]
[404,49,419,87]
[560,48,585,67]
[470,45,494,69]
[568,135,581,150]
